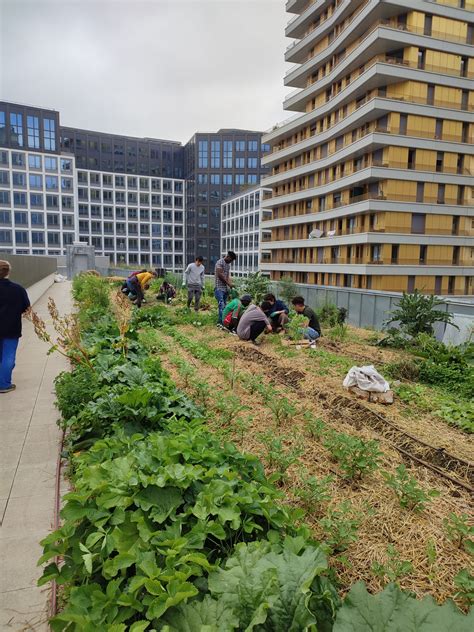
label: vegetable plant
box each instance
[443,512,474,554]
[371,544,414,584]
[259,431,304,483]
[324,431,381,481]
[268,396,296,426]
[385,289,457,338]
[294,469,334,514]
[287,313,310,342]
[319,501,360,553]
[454,569,474,607]
[303,412,326,440]
[382,465,440,512]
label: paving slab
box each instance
[0,281,72,631]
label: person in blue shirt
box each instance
[0,260,31,393]
[263,293,289,333]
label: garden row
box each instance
[35,274,473,631]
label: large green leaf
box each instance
[134,485,182,523]
[333,582,474,632]
[161,595,239,631]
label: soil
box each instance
[145,312,473,606]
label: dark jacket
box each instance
[272,299,289,315]
[0,279,30,338]
[303,306,321,335]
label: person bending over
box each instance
[185,256,205,311]
[157,280,177,304]
[222,294,252,333]
[263,292,289,333]
[128,270,156,308]
[121,269,146,294]
[214,251,236,325]
[291,296,322,344]
[0,260,31,393]
[237,300,272,345]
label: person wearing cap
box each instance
[222,294,252,334]
[0,260,31,393]
[214,251,237,326]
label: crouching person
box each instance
[291,296,321,345]
[128,270,156,308]
[263,293,289,333]
[157,281,176,304]
[236,301,273,345]
[222,294,252,334]
[121,269,146,294]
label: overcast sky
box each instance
[0,0,291,143]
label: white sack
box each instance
[54,274,66,282]
[343,365,390,393]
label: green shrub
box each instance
[382,465,440,512]
[317,303,339,327]
[54,366,100,420]
[324,431,381,481]
[278,276,298,305]
[238,272,271,303]
[385,290,457,338]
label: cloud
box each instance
[0,0,290,142]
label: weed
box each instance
[232,415,252,446]
[382,465,440,512]
[327,323,349,342]
[319,501,360,553]
[191,378,211,406]
[443,513,474,554]
[324,431,381,481]
[316,303,339,327]
[371,544,414,584]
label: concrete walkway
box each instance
[0,281,72,631]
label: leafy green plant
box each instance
[162,537,339,632]
[294,469,334,513]
[238,272,271,304]
[317,303,339,327]
[453,569,474,607]
[319,501,360,553]
[327,323,349,342]
[371,544,414,584]
[385,290,457,338]
[303,413,326,441]
[268,396,296,426]
[287,313,310,341]
[443,513,474,554]
[382,465,440,512]
[324,431,381,481]
[333,581,473,631]
[278,276,298,305]
[259,431,304,483]
[54,366,100,420]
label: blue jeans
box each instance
[214,288,228,324]
[0,338,19,389]
[301,327,320,342]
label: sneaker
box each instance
[230,330,238,336]
[251,339,260,346]
[216,323,225,330]
[0,384,16,393]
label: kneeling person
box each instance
[222,294,252,332]
[237,301,273,344]
[291,296,321,343]
[263,293,289,332]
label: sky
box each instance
[0,0,291,143]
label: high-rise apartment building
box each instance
[184,131,270,268]
[261,0,474,295]
[221,185,272,277]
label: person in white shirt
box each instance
[184,256,205,311]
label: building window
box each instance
[0,171,9,186]
[30,193,44,207]
[29,174,42,189]
[12,152,25,167]
[248,157,258,168]
[235,140,245,152]
[28,154,41,169]
[45,175,58,190]
[248,140,258,152]
[235,157,244,168]
[411,213,426,234]
[211,141,220,168]
[44,118,56,150]
[198,140,208,168]
[235,175,245,185]
[223,140,233,168]
[248,174,257,184]
[10,113,23,146]
[210,174,220,184]
[45,156,58,171]
[26,116,40,149]
[223,174,232,185]
[60,158,72,172]
[0,111,5,143]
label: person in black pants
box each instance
[236,301,273,344]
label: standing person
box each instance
[185,256,205,311]
[262,293,290,333]
[222,294,252,333]
[0,260,31,393]
[128,270,156,308]
[214,251,237,326]
[291,296,322,344]
[236,301,273,345]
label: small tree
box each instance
[385,290,457,338]
[239,272,271,303]
[278,276,298,305]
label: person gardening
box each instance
[0,260,31,393]
[184,256,205,311]
[222,294,252,333]
[236,300,273,345]
[127,270,156,307]
[157,280,177,304]
[291,296,321,345]
[263,292,290,333]
[121,269,146,294]
[214,251,236,326]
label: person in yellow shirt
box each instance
[127,270,156,307]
